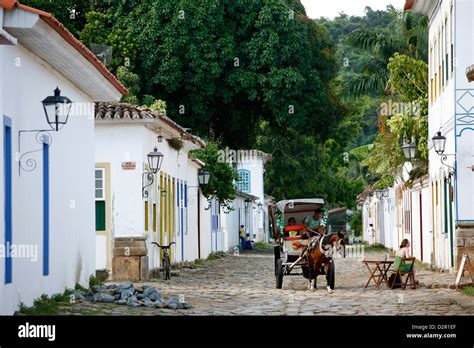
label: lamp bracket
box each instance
[142,171,154,199]
[18,129,53,176]
[440,154,456,175]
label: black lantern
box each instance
[198,170,211,186]
[147,147,163,174]
[401,140,417,160]
[375,190,383,200]
[432,131,447,156]
[41,87,72,131]
[244,198,252,209]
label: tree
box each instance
[362,53,428,186]
[345,7,428,97]
[128,0,341,148]
[190,140,238,211]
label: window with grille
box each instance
[236,169,251,193]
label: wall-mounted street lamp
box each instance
[375,189,389,200]
[401,139,417,161]
[188,169,211,260]
[197,170,211,186]
[142,147,164,199]
[244,198,252,209]
[157,127,164,143]
[18,87,72,175]
[431,131,455,174]
[42,87,73,132]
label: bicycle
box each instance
[152,242,175,280]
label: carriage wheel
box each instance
[276,259,284,289]
[326,259,335,290]
[274,245,281,277]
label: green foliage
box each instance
[461,286,474,297]
[207,251,226,260]
[116,66,140,104]
[365,243,389,252]
[167,137,184,152]
[253,242,273,250]
[127,0,341,148]
[349,211,362,236]
[18,289,73,315]
[74,283,88,292]
[190,140,238,211]
[143,98,167,115]
[345,8,428,97]
[26,1,427,209]
[88,274,104,289]
[362,53,428,187]
[259,125,364,208]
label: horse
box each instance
[293,231,344,293]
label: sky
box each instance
[300,0,406,19]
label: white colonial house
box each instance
[360,0,474,272]
[235,150,271,243]
[206,149,272,253]
[94,102,212,277]
[0,1,126,314]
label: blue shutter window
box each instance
[236,169,250,193]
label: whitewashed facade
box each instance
[0,2,125,314]
[207,150,271,252]
[361,0,474,271]
[94,103,212,274]
[234,151,271,243]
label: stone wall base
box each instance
[455,222,474,272]
[112,237,149,282]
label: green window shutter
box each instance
[96,201,106,231]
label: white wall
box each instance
[1,43,96,314]
[237,156,267,242]
[95,121,211,271]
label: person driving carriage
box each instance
[302,208,326,240]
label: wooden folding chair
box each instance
[390,257,417,290]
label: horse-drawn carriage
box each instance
[271,199,343,292]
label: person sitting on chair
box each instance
[302,208,326,240]
[284,217,297,237]
[395,239,419,286]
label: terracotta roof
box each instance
[356,186,375,203]
[328,207,347,214]
[95,102,205,148]
[404,0,414,11]
[0,0,128,96]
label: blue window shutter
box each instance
[3,116,12,284]
[43,142,49,276]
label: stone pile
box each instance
[75,282,192,309]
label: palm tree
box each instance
[345,8,428,97]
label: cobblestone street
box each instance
[56,248,474,316]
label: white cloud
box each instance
[300,0,406,19]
